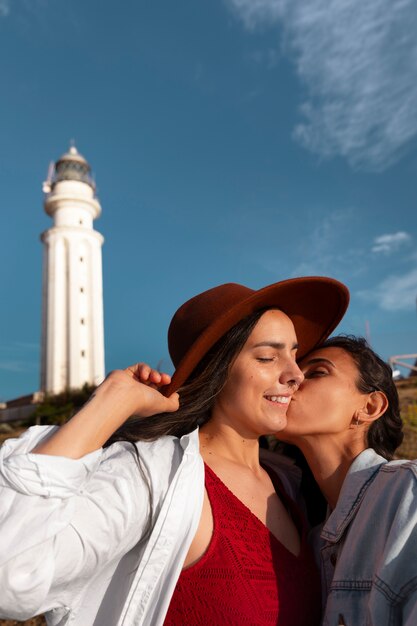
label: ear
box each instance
[356,391,388,425]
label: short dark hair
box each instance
[321,335,403,460]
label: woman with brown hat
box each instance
[0,277,348,625]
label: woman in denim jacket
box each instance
[281,335,416,626]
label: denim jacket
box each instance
[320,448,417,626]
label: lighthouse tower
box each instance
[40,145,105,394]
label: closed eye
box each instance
[256,357,274,363]
[304,368,327,378]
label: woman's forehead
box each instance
[299,345,355,369]
[250,309,297,339]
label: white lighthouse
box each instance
[40,145,105,394]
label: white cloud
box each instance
[0,0,51,18]
[372,231,412,254]
[247,47,280,68]
[290,212,345,276]
[226,0,417,171]
[14,341,39,350]
[0,342,39,372]
[358,267,417,311]
[267,208,366,281]
[227,0,286,28]
[0,0,10,17]
[0,361,26,372]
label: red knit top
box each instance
[164,463,321,626]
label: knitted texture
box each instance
[164,463,321,625]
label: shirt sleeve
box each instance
[0,425,102,496]
[0,426,151,620]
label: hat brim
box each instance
[163,276,349,396]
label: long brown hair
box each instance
[106,308,268,445]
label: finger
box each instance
[135,364,152,382]
[148,369,163,385]
[127,364,172,385]
[146,370,173,389]
[163,392,180,413]
[125,363,149,378]
[158,372,172,385]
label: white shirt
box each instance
[0,426,300,625]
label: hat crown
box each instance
[168,283,254,367]
[163,276,349,396]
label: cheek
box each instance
[218,366,261,408]
[216,370,247,408]
[319,388,348,417]
[326,384,361,417]
[311,388,355,430]
[235,368,272,394]
[291,385,337,420]
[227,363,254,388]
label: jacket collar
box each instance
[321,448,387,543]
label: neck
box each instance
[199,420,261,470]
[290,435,367,510]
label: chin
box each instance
[274,428,296,442]
[265,417,288,434]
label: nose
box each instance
[281,359,304,389]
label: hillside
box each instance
[394,377,417,458]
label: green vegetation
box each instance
[404,403,417,429]
[32,384,97,426]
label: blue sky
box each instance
[1,0,417,399]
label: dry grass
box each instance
[0,428,26,446]
[1,378,417,625]
[394,378,417,459]
[0,615,46,626]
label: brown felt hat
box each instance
[163,276,349,395]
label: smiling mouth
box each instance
[264,395,290,405]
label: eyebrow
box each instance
[302,357,336,367]
[252,341,299,350]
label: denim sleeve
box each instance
[404,592,417,626]
[0,427,150,620]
